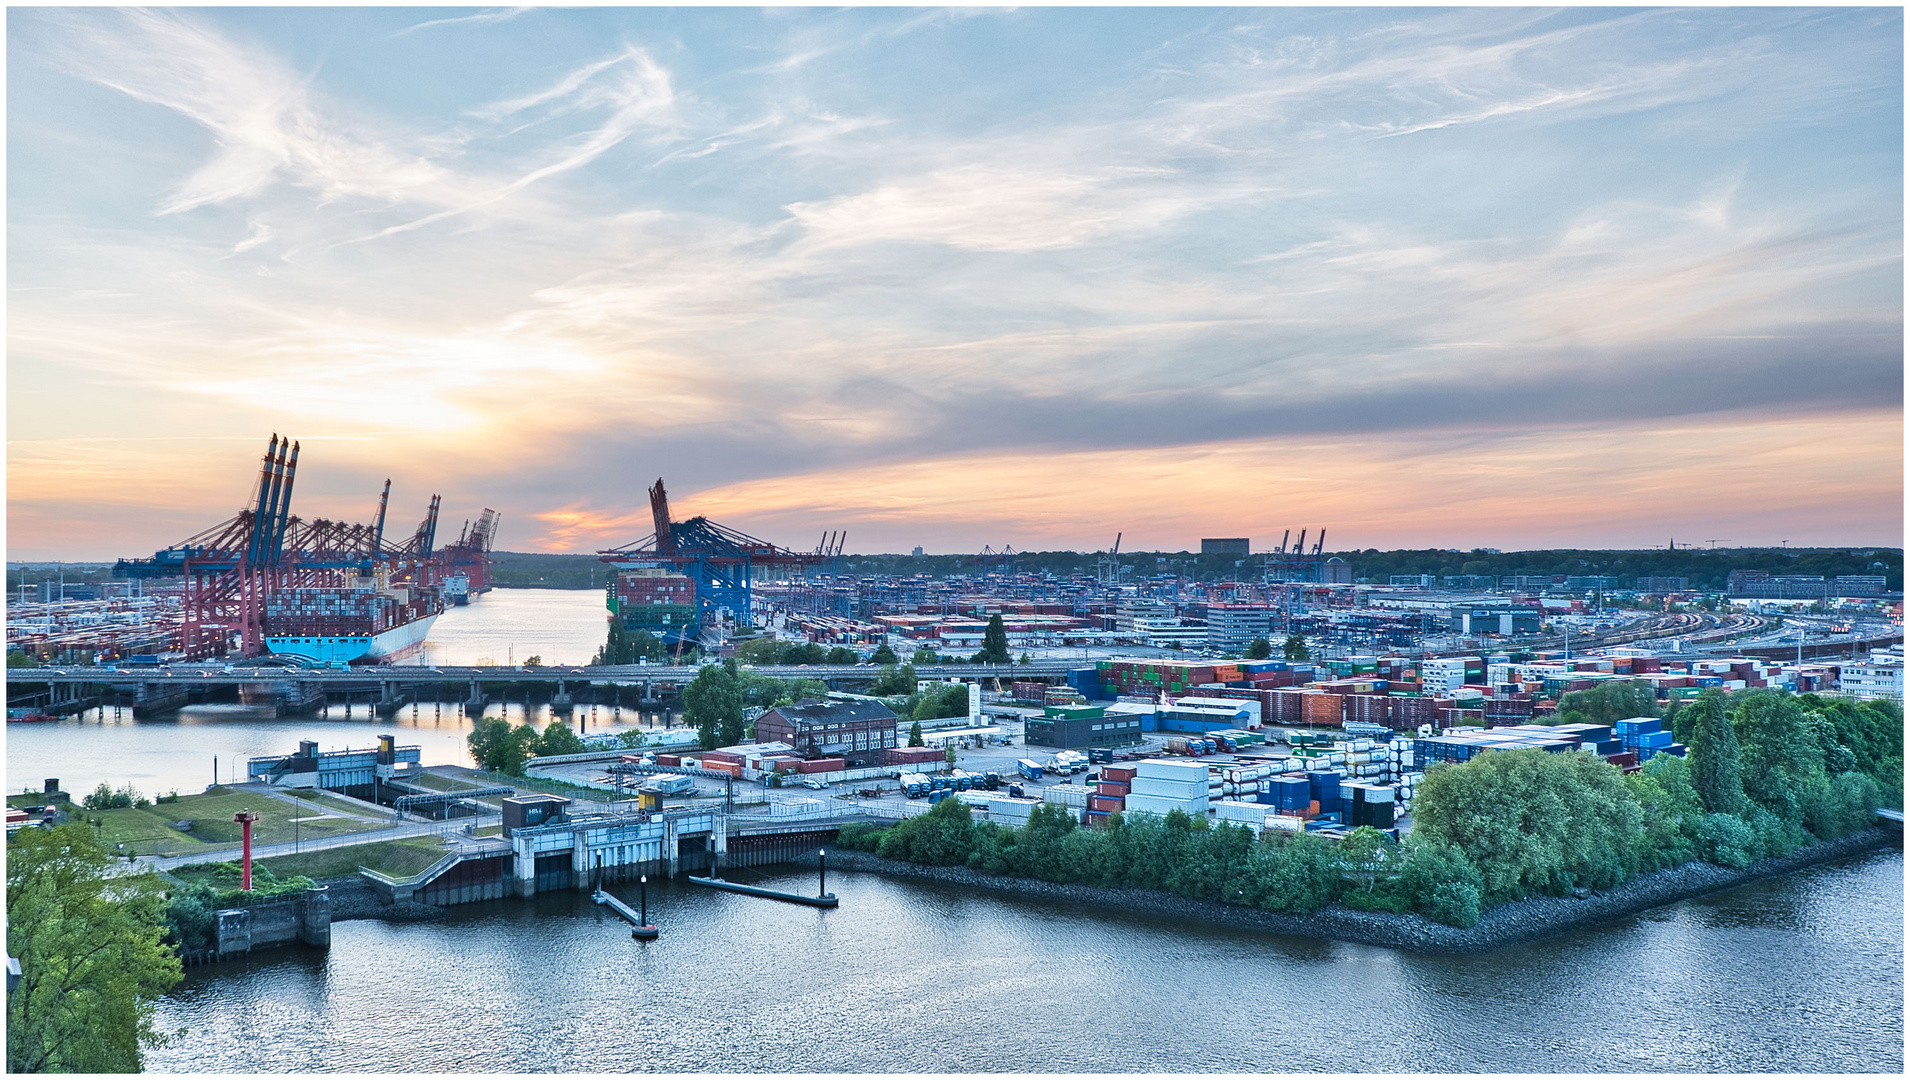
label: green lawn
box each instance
[169,837,450,885]
[87,789,379,855]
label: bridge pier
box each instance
[466,680,488,715]
[374,681,406,719]
[551,680,574,714]
[134,682,190,718]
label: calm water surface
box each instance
[7,590,617,798]
[148,851,1903,1073]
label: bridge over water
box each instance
[6,660,1084,717]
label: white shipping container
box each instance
[1043,786,1091,808]
[1214,799,1269,823]
[1137,759,1212,783]
[1123,793,1208,818]
[1264,814,1306,832]
[1129,777,1208,799]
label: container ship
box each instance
[263,571,441,667]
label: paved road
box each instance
[10,660,1087,686]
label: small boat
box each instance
[6,708,56,723]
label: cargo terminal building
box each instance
[1024,704,1145,750]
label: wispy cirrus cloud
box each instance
[7,7,1900,559]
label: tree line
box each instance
[840,687,1899,931]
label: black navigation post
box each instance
[634,874,659,940]
[818,849,827,898]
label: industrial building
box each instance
[753,699,900,767]
[246,735,422,800]
[1024,704,1145,749]
[1205,604,1273,652]
[1201,538,1250,555]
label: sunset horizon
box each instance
[9,8,1903,561]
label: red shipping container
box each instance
[1089,796,1125,813]
[1096,781,1131,798]
[1102,765,1138,782]
[796,757,847,774]
[655,754,681,767]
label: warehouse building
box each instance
[753,699,900,767]
[1024,705,1145,749]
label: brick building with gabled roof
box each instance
[752,699,900,767]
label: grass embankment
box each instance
[87,788,378,856]
[170,838,450,885]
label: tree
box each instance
[979,614,1011,664]
[908,721,925,747]
[1244,637,1272,660]
[911,647,939,665]
[870,642,898,666]
[1411,748,1645,904]
[468,718,534,776]
[869,664,918,698]
[523,655,542,668]
[1556,680,1657,727]
[1282,634,1309,662]
[1338,826,1388,892]
[1685,691,1748,815]
[825,646,856,665]
[912,683,971,723]
[1018,653,1032,665]
[7,824,182,1072]
[732,637,785,666]
[6,650,43,669]
[532,720,585,758]
[683,664,743,752]
[595,624,665,665]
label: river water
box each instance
[147,851,1903,1073]
[6,589,620,799]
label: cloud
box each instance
[390,8,531,39]
[44,9,474,216]
[8,8,1900,559]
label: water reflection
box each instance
[148,852,1902,1074]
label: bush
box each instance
[1700,812,1757,868]
[81,782,144,811]
[834,822,888,852]
[1423,881,1483,928]
[1800,771,1880,840]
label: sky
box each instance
[6,6,1903,561]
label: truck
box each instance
[903,775,932,798]
[1017,758,1045,781]
[643,774,696,796]
[982,771,1003,790]
[1088,747,1114,764]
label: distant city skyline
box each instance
[7,7,1902,561]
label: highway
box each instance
[6,659,1087,688]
